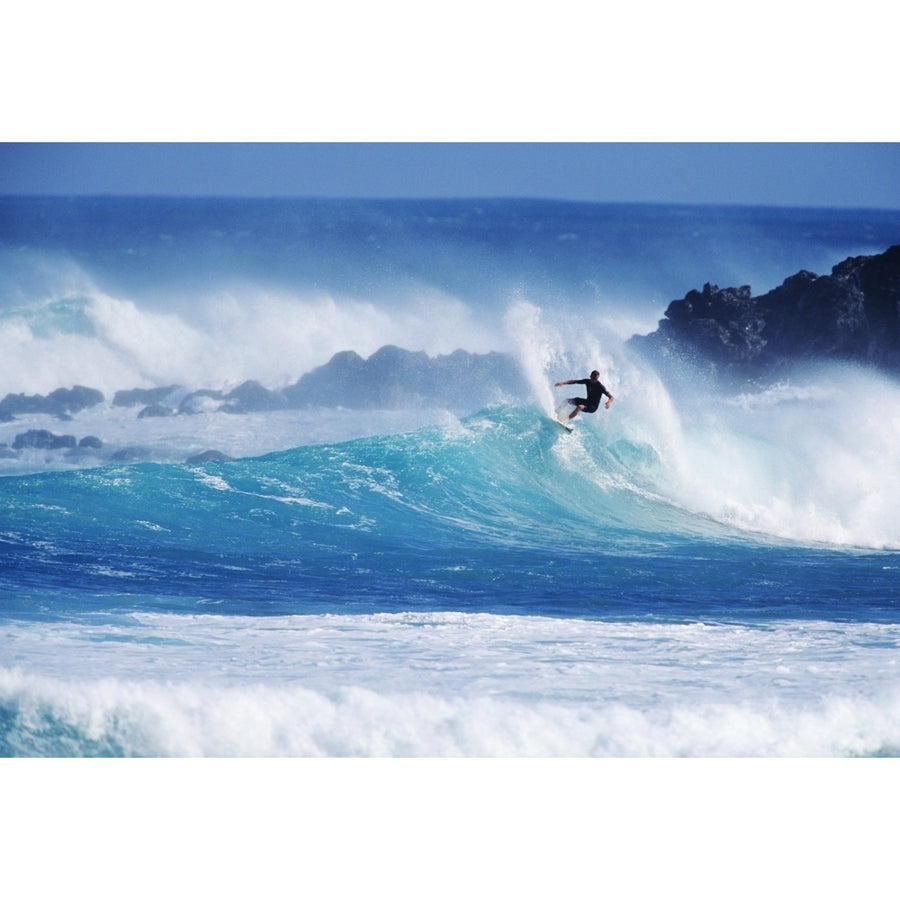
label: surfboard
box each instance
[553,401,574,431]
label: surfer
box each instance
[555,370,614,421]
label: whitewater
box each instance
[2,196,900,757]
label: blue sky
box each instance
[1,143,898,208]
[2,4,897,208]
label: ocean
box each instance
[2,196,900,759]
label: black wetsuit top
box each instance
[572,378,607,413]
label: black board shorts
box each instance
[569,397,599,413]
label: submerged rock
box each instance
[110,446,153,462]
[185,450,234,463]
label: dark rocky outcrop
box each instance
[137,403,176,419]
[0,385,104,420]
[113,386,181,408]
[282,345,526,410]
[4,430,103,457]
[185,449,234,463]
[179,389,225,414]
[171,348,524,414]
[220,380,288,414]
[126,347,526,416]
[630,245,900,382]
[0,348,525,440]
[110,446,154,462]
[13,429,78,450]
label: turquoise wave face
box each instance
[0,296,98,339]
[3,406,898,623]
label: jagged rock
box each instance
[7,347,526,424]
[13,429,77,450]
[630,245,900,381]
[0,385,104,419]
[49,386,104,414]
[138,403,175,418]
[113,386,181,407]
[220,380,286,414]
[185,449,234,463]
[110,446,152,462]
[282,345,526,410]
[179,389,225,414]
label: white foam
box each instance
[2,612,899,756]
[667,364,900,548]
[0,282,503,397]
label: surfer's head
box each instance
[590,370,600,379]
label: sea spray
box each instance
[664,363,900,548]
[503,297,566,414]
